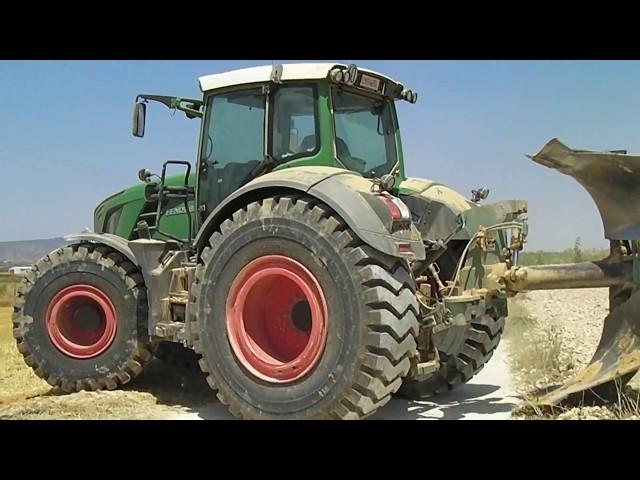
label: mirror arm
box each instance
[136,94,203,119]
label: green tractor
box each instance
[13,63,528,419]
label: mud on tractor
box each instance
[12,63,640,419]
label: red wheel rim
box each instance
[45,284,117,359]
[226,255,328,383]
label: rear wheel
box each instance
[189,195,419,420]
[12,243,151,392]
[400,310,505,398]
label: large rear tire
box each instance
[12,243,151,392]
[189,195,419,419]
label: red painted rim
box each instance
[226,255,328,383]
[45,284,117,359]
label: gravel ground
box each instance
[511,288,608,371]
[506,288,640,419]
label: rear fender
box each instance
[194,166,426,261]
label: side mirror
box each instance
[132,102,146,138]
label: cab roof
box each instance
[198,63,402,92]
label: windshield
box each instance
[331,87,398,177]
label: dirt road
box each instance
[375,340,517,420]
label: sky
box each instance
[1,60,639,250]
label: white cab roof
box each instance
[198,63,401,92]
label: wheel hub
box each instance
[291,300,312,333]
[226,255,328,383]
[45,284,118,359]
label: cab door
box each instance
[197,87,266,220]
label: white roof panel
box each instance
[198,63,401,92]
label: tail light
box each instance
[378,194,410,220]
[378,194,411,232]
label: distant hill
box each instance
[0,238,68,267]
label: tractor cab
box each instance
[129,63,419,242]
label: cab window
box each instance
[200,88,266,207]
[271,86,319,161]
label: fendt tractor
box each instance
[13,63,640,419]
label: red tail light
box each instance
[378,194,411,221]
[378,195,403,220]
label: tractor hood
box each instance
[94,188,128,234]
[94,173,195,239]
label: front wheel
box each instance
[189,195,419,420]
[12,243,151,392]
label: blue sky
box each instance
[1,60,639,250]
